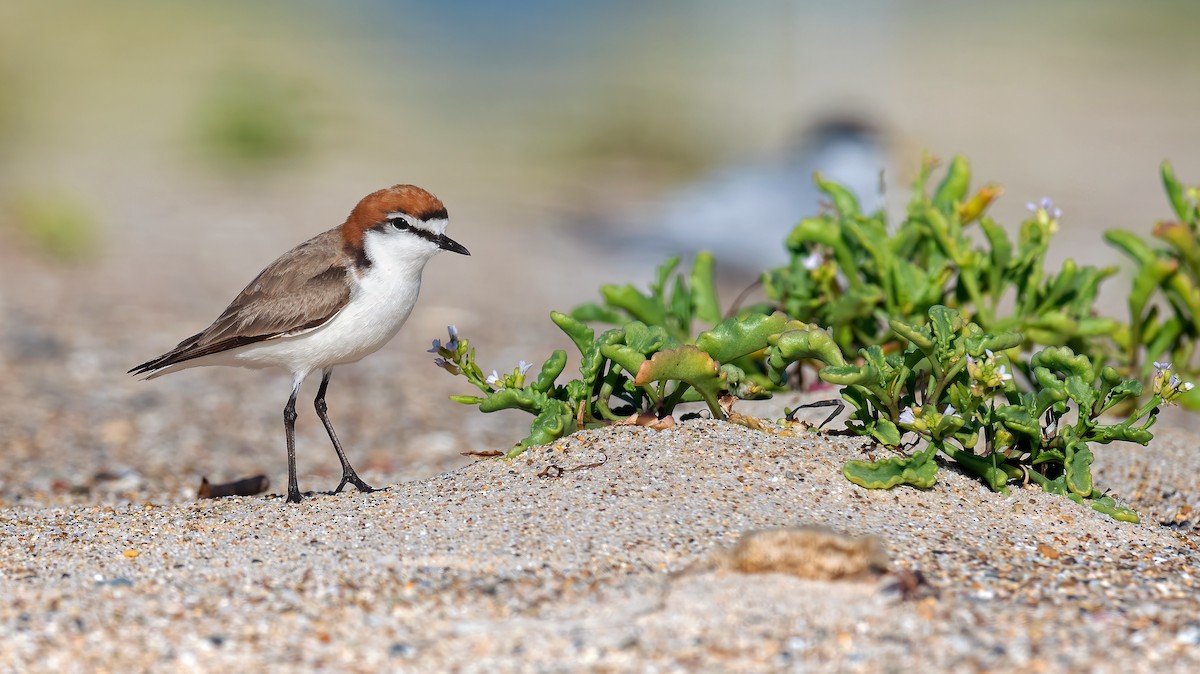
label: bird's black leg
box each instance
[315,369,378,495]
[284,382,303,503]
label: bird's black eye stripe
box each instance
[387,217,442,246]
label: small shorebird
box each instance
[130,185,469,503]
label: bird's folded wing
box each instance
[132,229,353,373]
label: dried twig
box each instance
[461,449,505,458]
[537,452,608,479]
[784,399,845,429]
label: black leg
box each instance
[284,382,303,503]
[314,369,378,495]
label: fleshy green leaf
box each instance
[532,350,568,393]
[600,343,648,376]
[815,171,862,216]
[1161,160,1195,224]
[768,328,848,368]
[843,445,938,489]
[932,155,971,212]
[941,445,1011,493]
[868,418,903,447]
[622,321,669,355]
[696,312,806,364]
[552,311,596,353]
[818,364,880,387]
[601,284,666,327]
[1064,443,1094,497]
[1086,496,1140,523]
[634,345,727,417]
[569,303,624,325]
[690,251,723,324]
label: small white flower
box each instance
[518,360,533,376]
[1154,360,1172,373]
[486,370,503,389]
[985,349,994,358]
[1182,382,1196,392]
[944,404,958,418]
[997,364,1013,382]
[898,408,916,425]
[802,250,824,271]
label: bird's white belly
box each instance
[228,264,423,376]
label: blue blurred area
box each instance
[354,0,627,66]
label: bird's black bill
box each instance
[438,234,470,255]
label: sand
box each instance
[2,399,1199,672]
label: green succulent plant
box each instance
[1105,161,1200,408]
[432,156,1200,522]
[766,306,1175,522]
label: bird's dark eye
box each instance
[389,217,408,231]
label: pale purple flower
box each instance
[898,408,916,425]
[430,325,461,353]
[1155,360,1195,402]
[835,271,850,292]
[1027,197,1062,219]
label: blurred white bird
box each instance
[592,116,889,275]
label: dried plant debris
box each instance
[713,526,889,581]
[537,452,608,479]
[616,412,676,430]
[197,475,270,499]
[461,449,505,458]
[882,568,939,601]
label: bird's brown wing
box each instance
[130,229,353,375]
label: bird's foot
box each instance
[285,487,305,504]
[330,472,383,495]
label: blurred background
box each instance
[1,0,1198,504]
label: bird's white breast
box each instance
[225,228,434,377]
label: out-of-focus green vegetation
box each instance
[7,191,103,263]
[190,66,317,171]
